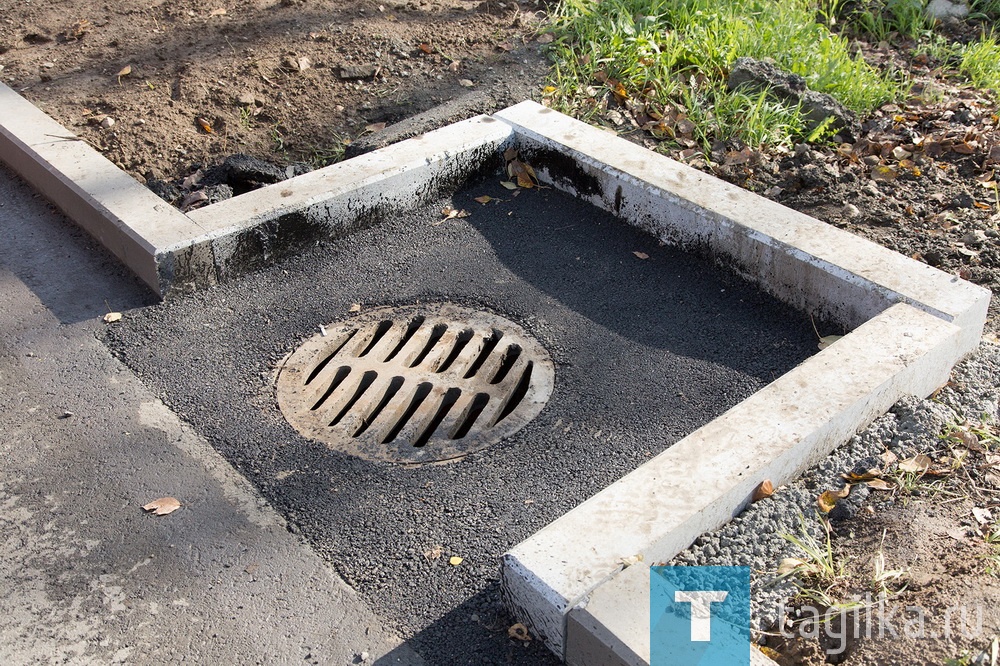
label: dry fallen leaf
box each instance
[751,479,774,502]
[116,64,132,78]
[423,545,444,561]
[196,117,214,133]
[449,556,463,566]
[842,468,880,482]
[439,206,470,221]
[777,557,807,576]
[142,497,181,516]
[349,303,362,313]
[103,312,123,323]
[508,623,532,641]
[817,485,851,513]
[633,251,650,260]
[818,334,843,350]
[866,478,895,491]
[418,42,433,54]
[474,195,494,204]
[500,181,518,190]
[506,158,538,189]
[972,506,993,525]
[898,454,932,474]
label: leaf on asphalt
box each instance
[474,195,494,204]
[866,478,895,491]
[898,454,932,473]
[751,479,774,502]
[500,180,518,190]
[508,623,532,641]
[440,206,470,221]
[349,303,362,313]
[818,334,843,350]
[503,147,519,162]
[817,485,851,513]
[103,312,123,323]
[423,545,443,561]
[449,556,463,566]
[142,497,181,516]
[633,251,649,260]
[506,158,538,189]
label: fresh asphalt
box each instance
[0,166,422,665]
[97,175,819,664]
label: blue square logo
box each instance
[650,566,750,666]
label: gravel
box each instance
[672,339,1000,635]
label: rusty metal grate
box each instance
[275,303,555,463]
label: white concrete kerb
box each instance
[0,86,989,665]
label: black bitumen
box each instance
[104,176,819,665]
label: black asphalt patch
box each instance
[104,176,820,665]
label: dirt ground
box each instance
[3,1,1000,664]
[0,0,551,180]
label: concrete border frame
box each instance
[0,84,989,664]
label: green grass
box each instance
[960,32,1000,91]
[547,0,903,152]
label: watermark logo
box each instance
[650,566,750,666]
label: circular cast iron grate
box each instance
[275,303,555,464]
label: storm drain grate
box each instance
[275,303,555,463]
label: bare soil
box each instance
[0,0,551,181]
[3,2,1000,665]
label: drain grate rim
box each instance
[275,303,555,463]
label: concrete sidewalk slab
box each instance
[0,167,423,665]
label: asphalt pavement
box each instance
[0,165,423,666]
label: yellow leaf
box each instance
[872,165,898,182]
[817,485,851,513]
[449,556,463,566]
[543,85,557,94]
[142,497,181,516]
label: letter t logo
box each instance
[674,590,729,641]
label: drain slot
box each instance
[413,387,463,448]
[382,382,433,444]
[276,303,555,464]
[311,366,351,411]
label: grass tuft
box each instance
[547,0,902,151]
